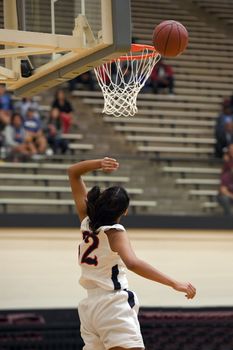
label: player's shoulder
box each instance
[80,216,90,231]
[100,223,125,233]
[80,217,126,234]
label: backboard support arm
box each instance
[0,0,131,96]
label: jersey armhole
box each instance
[104,227,126,254]
[102,224,126,233]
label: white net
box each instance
[94,45,160,117]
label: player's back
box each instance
[78,216,128,291]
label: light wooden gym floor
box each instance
[0,228,233,310]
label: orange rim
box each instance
[115,43,159,61]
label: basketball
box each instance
[153,20,189,57]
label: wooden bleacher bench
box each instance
[175,87,230,98]
[174,66,233,77]
[38,105,50,112]
[133,15,198,24]
[201,202,218,210]
[74,90,221,104]
[138,146,213,155]
[69,143,93,151]
[96,108,217,120]
[0,173,130,183]
[126,135,215,145]
[104,116,214,128]
[189,189,217,197]
[176,79,232,90]
[83,98,219,111]
[186,46,231,60]
[0,185,143,196]
[61,133,83,140]
[0,161,71,170]
[175,179,219,186]
[173,58,233,70]
[175,73,232,83]
[114,125,213,136]
[163,166,221,176]
[0,198,157,213]
[0,162,81,171]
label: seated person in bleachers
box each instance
[24,108,47,154]
[52,89,74,133]
[223,94,233,112]
[222,144,233,173]
[217,167,233,216]
[0,110,11,156]
[0,84,13,112]
[215,116,233,158]
[215,105,233,138]
[149,58,174,94]
[45,108,68,155]
[69,71,95,92]
[15,97,40,119]
[4,113,36,158]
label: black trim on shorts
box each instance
[124,289,135,309]
[111,264,121,290]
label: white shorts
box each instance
[78,288,144,350]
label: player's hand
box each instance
[172,281,196,299]
[101,157,119,173]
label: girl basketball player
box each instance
[68,157,196,350]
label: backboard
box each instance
[0,0,131,96]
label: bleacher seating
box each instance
[192,0,233,29]
[0,162,157,214]
[0,198,157,214]
[2,0,233,215]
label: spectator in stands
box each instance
[215,106,233,138]
[24,108,47,154]
[0,111,11,155]
[52,89,74,133]
[69,71,95,92]
[218,168,233,216]
[149,58,174,94]
[45,108,68,154]
[15,97,40,119]
[97,65,111,86]
[0,84,13,112]
[223,94,233,112]
[215,116,233,158]
[222,144,233,173]
[4,113,36,158]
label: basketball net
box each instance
[94,44,160,117]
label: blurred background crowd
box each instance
[0,64,233,215]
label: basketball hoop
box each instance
[94,44,160,117]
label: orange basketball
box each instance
[153,20,189,57]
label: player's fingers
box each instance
[187,289,195,298]
[188,284,196,295]
[104,159,118,167]
[103,167,118,172]
[187,290,196,299]
[104,157,117,163]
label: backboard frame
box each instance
[0,0,131,96]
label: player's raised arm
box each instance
[106,229,196,300]
[67,157,119,221]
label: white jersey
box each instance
[78,216,128,291]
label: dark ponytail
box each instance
[86,186,129,234]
